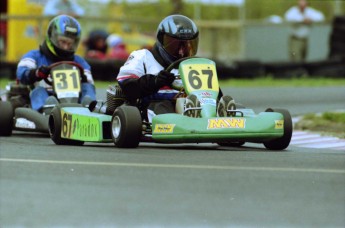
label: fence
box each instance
[1,14,344,79]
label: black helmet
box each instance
[156,15,199,65]
[45,15,81,59]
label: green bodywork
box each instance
[149,58,285,144]
[59,107,112,142]
[151,110,285,143]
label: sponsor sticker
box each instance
[201,91,212,97]
[275,120,284,129]
[153,124,175,133]
[61,110,99,140]
[207,118,246,129]
[200,98,217,106]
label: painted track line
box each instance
[0,158,344,174]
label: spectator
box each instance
[84,29,109,60]
[284,0,325,62]
[43,0,85,18]
[16,15,96,112]
[106,34,130,61]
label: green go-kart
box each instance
[48,57,292,150]
[0,61,90,137]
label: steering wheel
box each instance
[44,61,87,86]
[165,57,200,91]
[165,56,195,72]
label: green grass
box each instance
[295,112,345,138]
[219,77,345,87]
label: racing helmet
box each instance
[45,15,82,59]
[156,15,199,65]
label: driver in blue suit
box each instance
[16,14,96,111]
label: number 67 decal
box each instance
[184,64,218,91]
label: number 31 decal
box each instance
[52,69,81,92]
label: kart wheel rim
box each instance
[112,116,121,138]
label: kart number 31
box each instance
[52,69,81,92]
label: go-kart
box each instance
[0,61,88,136]
[48,57,293,150]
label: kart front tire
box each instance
[49,106,84,146]
[263,108,292,150]
[217,95,236,117]
[0,101,14,136]
[184,94,200,118]
[111,105,142,148]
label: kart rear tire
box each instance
[263,108,292,150]
[49,106,84,146]
[0,101,14,136]
[111,105,142,148]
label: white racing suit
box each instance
[117,49,179,121]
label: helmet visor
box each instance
[52,35,78,52]
[162,35,198,59]
[50,26,80,53]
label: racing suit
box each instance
[17,49,96,111]
[117,48,179,120]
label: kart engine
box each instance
[7,82,31,109]
[105,84,126,114]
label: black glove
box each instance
[36,65,50,80]
[81,74,88,83]
[155,70,175,88]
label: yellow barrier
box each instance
[7,0,44,61]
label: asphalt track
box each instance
[1,86,344,227]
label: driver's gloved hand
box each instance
[155,70,175,88]
[36,65,50,80]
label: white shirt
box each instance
[284,6,324,38]
[117,49,164,80]
[43,0,85,17]
[117,49,179,97]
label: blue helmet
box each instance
[156,15,199,65]
[46,15,82,59]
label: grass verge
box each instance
[219,77,345,87]
[294,112,345,139]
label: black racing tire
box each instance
[0,101,14,136]
[263,108,293,151]
[49,106,84,146]
[184,94,200,118]
[217,95,236,117]
[111,105,142,148]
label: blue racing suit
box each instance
[16,50,96,111]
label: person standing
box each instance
[284,0,325,62]
[43,0,85,18]
[106,34,130,61]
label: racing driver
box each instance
[16,14,96,112]
[116,14,200,121]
